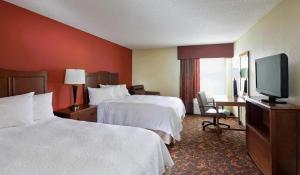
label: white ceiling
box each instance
[5,0,281,49]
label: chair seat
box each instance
[206,108,230,116]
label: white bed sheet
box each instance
[0,117,173,175]
[97,95,186,141]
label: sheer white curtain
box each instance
[200,58,227,97]
[194,58,232,114]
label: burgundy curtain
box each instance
[180,59,200,114]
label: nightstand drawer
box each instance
[75,108,97,122]
[54,105,97,122]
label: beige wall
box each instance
[132,48,180,97]
[233,0,300,124]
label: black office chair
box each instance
[197,91,230,132]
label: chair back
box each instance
[197,91,210,114]
[130,85,146,95]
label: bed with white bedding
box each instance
[85,71,186,144]
[0,117,174,175]
[91,91,186,142]
[0,69,174,175]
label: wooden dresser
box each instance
[246,97,300,175]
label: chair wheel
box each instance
[202,127,205,131]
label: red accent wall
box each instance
[0,1,132,110]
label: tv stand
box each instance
[261,96,287,104]
[245,97,300,175]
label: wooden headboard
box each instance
[84,71,119,104]
[0,69,47,97]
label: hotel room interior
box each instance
[0,0,299,174]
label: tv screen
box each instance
[255,53,288,99]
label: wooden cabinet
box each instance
[246,97,300,175]
[54,105,97,122]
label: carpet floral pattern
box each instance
[168,116,261,175]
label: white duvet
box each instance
[97,95,186,141]
[0,117,174,175]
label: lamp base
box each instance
[70,104,80,111]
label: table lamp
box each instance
[64,69,85,111]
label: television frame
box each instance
[255,53,288,103]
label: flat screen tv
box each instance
[255,53,288,103]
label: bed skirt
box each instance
[151,130,173,145]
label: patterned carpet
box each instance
[168,116,261,175]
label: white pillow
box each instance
[100,84,130,97]
[100,85,124,99]
[119,84,130,96]
[88,87,114,105]
[0,92,34,129]
[111,86,123,99]
[33,92,55,121]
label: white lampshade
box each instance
[64,69,86,85]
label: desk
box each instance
[214,96,246,130]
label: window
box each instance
[200,58,228,97]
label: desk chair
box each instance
[197,92,230,133]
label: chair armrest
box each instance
[130,85,146,95]
[201,105,216,109]
[145,91,160,95]
[207,98,215,105]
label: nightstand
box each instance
[54,104,97,122]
